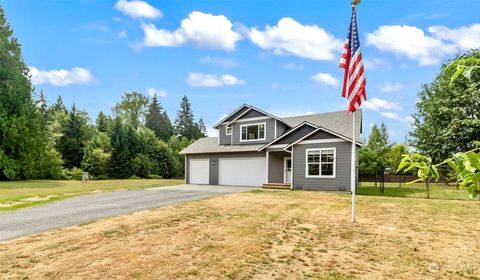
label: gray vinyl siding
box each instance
[305,129,340,140]
[232,118,276,145]
[218,125,232,145]
[292,141,353,191]
[275,121,288,139]
[185,152,265,185]
[275,125,316,145]
[237,109,266,119]
[268,151,290,183]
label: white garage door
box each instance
[219,158,266,187]
[189,159,209,185]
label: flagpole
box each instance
[351,110,356,223]
[350,0,360,224]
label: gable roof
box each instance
[283,126,363,151]
[214,104,287,129]
[257,121,317,151]
[212,104,249,129]
[279,110,362,140]
[179,137,264,154]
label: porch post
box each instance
[266,151,269,184]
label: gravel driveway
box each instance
[0,184,256,242]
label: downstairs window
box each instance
[306,148,335,178]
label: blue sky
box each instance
[3,0,479,142]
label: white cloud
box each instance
[282,63,304,70]
[147,88,167,97]
[142,11,241,51]
[367,25,457,65]
[114,0,162,19]
[380,82,404,93]
[428,24,480,51]
[29,66,94,86]
[367,24,480,65]
[249,17,342,61]
[310,73,340,87]
[363,97,401,111]
[187,73,245,87]
[305,111,315,115]
[199,56,240,68]
[369,122,374,127]
[381,112,413,123]
[117,30,128,38]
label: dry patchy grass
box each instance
[0,191,479,279]
[0,179,184,211]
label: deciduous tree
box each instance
[113,91,149,128]
[411,50,480,162]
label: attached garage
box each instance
[218,158,266,187]
[189,159,209,185]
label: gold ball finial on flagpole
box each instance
[352,0,361,5]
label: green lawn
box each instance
[358,181,476,201]
[0,179,184,212]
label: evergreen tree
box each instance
[36,90,49,128]
[145,94,173,141]
[366,122,390,154]
[96,111,111,133]
[194,118,207,139]
[0,6,48,179]
[173,95,196,139]
[50,95,67,114]
[57,105,87,169]
[108,118,132,178]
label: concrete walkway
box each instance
[0,184,256,242]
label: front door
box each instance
[284,157,292,183]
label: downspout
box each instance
[291,146,294,190]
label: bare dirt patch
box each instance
[0,191,478,279]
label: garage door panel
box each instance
[189,159,209,185]
[219,158,266,187]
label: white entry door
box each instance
[219,158,266,186]
[284,157,292,183]
[189,159,209,185]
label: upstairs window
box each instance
[240,123,266,141]
[226,125,232,135]
[306,148,335,178]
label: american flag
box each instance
[339,5,366,113]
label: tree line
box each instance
[359,50,480,185]
[0,6,207,180]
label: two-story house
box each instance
[180,104,362,191]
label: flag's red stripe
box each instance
[340,47,351,97]
[348,52,362,78]
[347,66,365,98]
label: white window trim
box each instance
[230,116,271,124]
[297,139,347,145]
[240,122,267,142]
[305,147,336,179]
[225,125,232,135]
